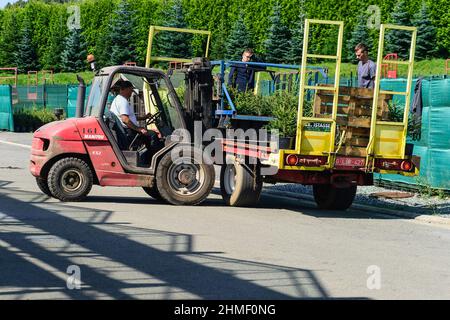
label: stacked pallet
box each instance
[313,86,393,157]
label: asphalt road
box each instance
[1,131,450,300]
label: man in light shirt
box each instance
[110,80,161,152]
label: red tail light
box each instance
[286,154,298,166]
[401,160,412,171]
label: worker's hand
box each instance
[138,127,148,135]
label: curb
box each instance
[263,188,450,226]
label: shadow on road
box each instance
[0,180,368,300]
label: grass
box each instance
[0,71,95,86]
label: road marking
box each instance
[0,140,31,149]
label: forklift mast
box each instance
[182,57,216,132]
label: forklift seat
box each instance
[105,111,132,150]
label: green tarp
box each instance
[375,77,450,190]
[0,85,14,131]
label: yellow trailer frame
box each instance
[143,26,211,114]
[278,19,418,177]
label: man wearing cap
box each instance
[110,80,161,152]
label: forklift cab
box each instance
[85,66,187,170]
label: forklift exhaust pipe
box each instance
[76,75,86,118]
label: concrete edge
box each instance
[263,188,450,226]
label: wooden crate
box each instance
[312,86,393,157]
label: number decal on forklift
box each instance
[303,122,331,132]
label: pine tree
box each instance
[225,14,252,61]
[15,16,39,72]
[412,2,437,60]
[108,0,137,65]
[286,1,306,65]
[386,0,411,59]
[156,0,192,59]
[61,28,87,72]
[41,9,67,71]
[346,12,373,62]
[264,2,291,64]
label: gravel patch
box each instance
[267,183,450,217]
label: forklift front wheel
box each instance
[48,157,93,202]
[156,149,215,206]
[220,163,263,207]
[313,184,357,210]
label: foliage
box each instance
[265,91,299,137]
[13,107,58,132]
[411,2,437,60]
[285,1,306,65]
[347,12,373,62]
[225,14,252,61]
[61,28,87,72]
[264,2,291,64]
[0,0,448,72]
[385,0,412,60]
[15,15,39,72]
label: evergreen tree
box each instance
[286,1,306,65]
[156,0,192,59]
[346,12,373,62]
[41,9,67,71]
[264,2,291,64]
[61,28,87,72]
[108,0,137,65]
[412,2,437,60]
[15,16,39,72]
[225,14,252,61]
[0,10,20,67]
[386,0,411,59]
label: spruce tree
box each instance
[61,28,87,72]
[411,2,437,60]
[41,10,66,71]
[156,0,192,59]
[385,0,411,59]
[15,16,39,72]
[347,12,372,62]
[264,1,291,64]
[108,0,137,65]
[286,1,306,65]
[225,14,252,61]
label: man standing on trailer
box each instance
[355,43,377,89]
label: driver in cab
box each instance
[110,80,162,153]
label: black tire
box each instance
[313,184,357,210]
[36,177,53,197]
[156,148,215,206]
[220,162,263,207]
[48,157,93,202]
[142,184,164,201]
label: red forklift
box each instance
[30,65,216,205]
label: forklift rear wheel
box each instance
[48,157,93,202]
[156,150,215,206]
[142,184,164,201]
[220,163,263,207]
[36,177,53,197]
[313,184,357,210]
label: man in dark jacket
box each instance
[228,48,257,92]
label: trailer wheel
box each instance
[156,149,215,206]
[313,184,357,210]
[48,157,93,202]
[220,163,263,207]
[142,184,164,201]
[36,177,53,197]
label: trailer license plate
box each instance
[335,157,365,168]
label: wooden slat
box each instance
[337,146,367,157]
[336,116,371,128]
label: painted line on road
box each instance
[0,140,31,149]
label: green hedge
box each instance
[0,0,448,69]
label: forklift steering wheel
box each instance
[146,111,161,127]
